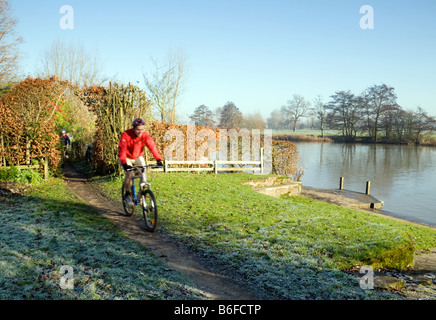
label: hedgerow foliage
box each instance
[147,122,301,178]
[0,77,70,169]
[272,140,302,178]
[78,82,300,177]
[146,121,222,162]
[78,82,153,174]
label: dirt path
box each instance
[62,164,259,300]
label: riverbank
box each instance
[272,130,436,146]
[94,170,436,299]
[261,181,436,298]
[294,141,436,230]
[300,186,436,231]
[2,167,436,300]
[301,186,384,210]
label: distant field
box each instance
[273,129,436,138]
[272,130,436,146]
[272,129,341,137]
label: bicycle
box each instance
[61,145,71,168]
[122,164,162,232]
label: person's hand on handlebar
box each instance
[122,163,133,171]
[156,159,163,167]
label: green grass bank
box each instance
[94,171,436,299]
[0,178,206,300]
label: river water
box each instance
[294,142,436,228]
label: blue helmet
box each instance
[132,118,145,127]
[61,130,66,134]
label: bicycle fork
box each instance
[132,181,151,206]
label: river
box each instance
[294,142,436,228]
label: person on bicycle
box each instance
[118,118,163,206]
[61,130,71,159]
[61,130,71,147]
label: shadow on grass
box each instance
[0,189,206,300]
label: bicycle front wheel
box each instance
[121,184,135,217]
[141,189,157,232]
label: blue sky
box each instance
[10,0,436,122]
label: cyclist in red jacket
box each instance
[118,118,163,206]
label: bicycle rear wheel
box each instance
[121,184,135,217]
[141,189,157,232]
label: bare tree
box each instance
[267,109,285,130]
[281,94,311,131]
[411,106,435,144]
[143,49,187,124]
[363,84,398,142]
[311,95,328,137]
[244,112,266,130]
[327,90,362,142]
[36,38,107,156]
[0,0,23,84]
[37,38,107,88]
[380,104,400,140]
[189,104,216,127]
[219,101,244,129]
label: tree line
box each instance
[189,83,436,145]
[0,0,304,179]
[266,84,436,144]
[189,102,267,131]
[1,0,435,178]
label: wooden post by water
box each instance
[366,181,371,195]
[339,177,344,190]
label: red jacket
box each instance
[118,129,162,165]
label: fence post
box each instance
[339,177,344,190]
[366,181,371,195]
[260,148,264,174]
[44,156,49,180]
[214,160,218,174]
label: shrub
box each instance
[0,77,70,170]
[0,166,43,184]
[0,166,44,184]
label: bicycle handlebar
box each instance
[126,164,163,171]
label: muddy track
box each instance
[62,164,259,300]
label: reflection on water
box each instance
[295,142,436,227]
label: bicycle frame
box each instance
[126,165,159,206]
[123,164,162,231]
[131,172,150,206]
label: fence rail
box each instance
[0,156,50,180]
[147,148,265,174]
[148,159,264,174]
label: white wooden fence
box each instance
[149,149,265,174]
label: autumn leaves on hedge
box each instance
[0,77,70,169]
[1,78,300,179]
